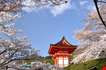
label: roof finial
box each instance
[62,36,66,40]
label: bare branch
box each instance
[93,0,106,28]
[98,0,106,3]
[0,49,7,55]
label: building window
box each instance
[57,57,69,67]
[58,57,63,67]
[64,57,68,67]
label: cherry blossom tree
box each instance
[72,4,106,64]
[0,23,36,70]
[0,0,58,69]
[0,0,68,24]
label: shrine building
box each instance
[48,37,77,68]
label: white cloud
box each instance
[51,1,71,16]
[79,0,96,11]
[22,0,35,7]
[22,7,35,13]
[22,0,71,16]
[22,0,36,12]
[22,0,96,16]
[87,5,96,11]
[79,1,88,6]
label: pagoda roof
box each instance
[48,36,77,54]
[50,36,76,47]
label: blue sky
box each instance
[16,0,95,56]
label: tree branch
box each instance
[1,56,32,66]
[93,0,106,28]
[2,66,26,70]
[98,1,106,3]
[0,0,22,12]
[0,49,7,55]
[0,49,18,66]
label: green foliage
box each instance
[64,58,106,70]
[19,55,54,64]
[17,54,44,64]
[44,56,54,64]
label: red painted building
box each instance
[102,65,106,70]
[48,37,77,68]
